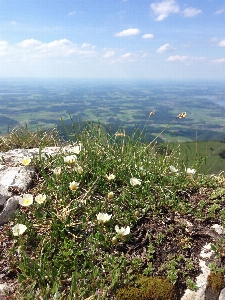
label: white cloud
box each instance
[104,51,115,58]
[183,7,202,17]
[0,41,8,48]
[167,55,189,61]
[1,39,97,60]
[214,8,225,15]
[109,52,139,63]
[81,43,92,48]
[157,43,175,53]
[18,39,43,48]
[211,58,225,63]
[142,34,154,39]
[0,41,8,56]
[166,55,205,62]
[211,37,218,42]
[68,11,77,16]
[122,52,132,58]
[150,0,179,21]
[150,1,202,21]
[115,28,140,37]
[194,57,206,61]
[219,40,225,47]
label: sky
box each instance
[0,0,225,80]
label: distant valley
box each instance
[1,78,225,143]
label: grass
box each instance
[1,114,225,299]
[0,124,63,152]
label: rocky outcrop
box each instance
[0,147,64,225]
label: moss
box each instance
[206,271,225,299]
[115,275,175,300]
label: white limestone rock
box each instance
[0,165,35,206]
[0,196,21,225]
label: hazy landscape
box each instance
[1,79,225,174]
[1,79,225,140]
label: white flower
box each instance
[130,177,141,186]
[177,112,187,119]
[70,145,81,154]
[35,194,46,204]
[12,224,27,236]
[186,168,196,174]
[19,194,33,206]
[69,181,80,191]
[112,236,117,244]
[106,174,115,180]
[169,165,178,173]
[96,212,112,224]
[107,191,114,200]
[115,225,130,236]
[75,165,83,174]
[20,156,31,166]
[64,155,77,164]
[53,167,62,175]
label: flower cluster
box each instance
[64,155,77,165]
[13,193,47,236]
[18,193,47,206]
[96,212,130,240]
[169,165,196,175]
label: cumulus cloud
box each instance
[104,51,115,58]
[157,43,175,53]
[0,39,97,60]
[0,41,8,48]
[109,52,139,63]
[214,8,225,15]
[115,28,140,37]
[211,58,225,63]
[150,0,202,21]
[150,0,179,21]
[0,41,8,56]
[68,11,77,16]
[122,52,132,58]
[219,40,225,47]
[167,55,205,62]
[183,7,202,17]
[167,55,189,61]
[142,33,154,39]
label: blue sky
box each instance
[0,0,225,80]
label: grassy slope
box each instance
[166,141,225,175]
[1,123,225,299]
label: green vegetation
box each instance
[1,116,225,299]
[0,124,62,152]
[1,80,225,143]
[163,140,225,174]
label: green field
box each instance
[1,79,225,143]
[1,79,225,174]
